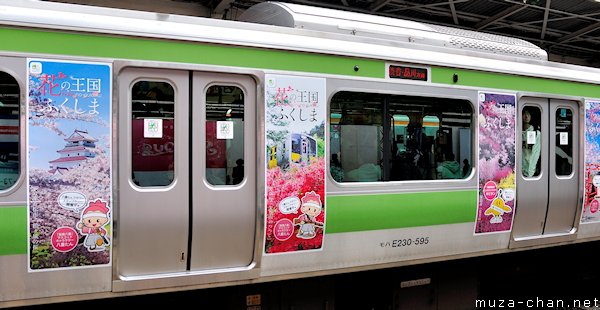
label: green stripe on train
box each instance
[2,28,598,97]
[0,28,382,78]
[0,206,27,255]
[0,191,477,253]
[432,67,600,98]
[325,190,477,233]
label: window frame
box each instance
[0,69,23,194]
[326,78,477,189]
[203,83,246,187]
[130,79,177,188]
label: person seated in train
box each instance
[232,158,244,185]
[330,153,344,182]
[391,139,423,181]
[345,162,382,182]
[522,108,541,177]
[436,153,462,179]
[462,158,471,178]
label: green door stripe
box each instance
[0,206,27,255]
[325,190,477,233]
[0,28,382,78]
[432,67,600,98]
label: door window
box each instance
[205,85,245,186]
[555,108,573,176]
[131,81,175,187]
[521,106,542,178]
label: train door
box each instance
[117,68,257,278]
[511,97,580,245]
[190,72,256,270]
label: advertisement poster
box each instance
[27,59,112,270]
[475,92,516,234]
[582,100,600,223]
[264,74,326,254]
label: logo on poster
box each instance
[483,181,498,200]
[51,227,78,252]
[29,62,42,74]
[274,218,294,241]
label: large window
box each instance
[205,85,245,186]
[131,81,175,187]
[330,91,472,182]
[0,72,20,190]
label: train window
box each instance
[205,85,244,186]
[522,106,542,178]
[0,71,20,190]
[330,91,472,182]
[555,108,573,176]
[130,81,175,187]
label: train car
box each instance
[269,133,318,169]
[1,0,600,307]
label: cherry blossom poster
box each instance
[264,74,326,254]
[475,92,516,234]
[582,100,600,223]
[27,59,112,270]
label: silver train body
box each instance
[0,0,599,307]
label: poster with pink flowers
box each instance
[582,100,600,223]
[475,92,516,234]
[264,74,326,254]
[27,59,112,270]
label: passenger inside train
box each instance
[522,107,541,177]
[330,91,471,182]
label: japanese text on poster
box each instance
[582,100,600,223]
[27,59,112,270]
[475,92,516,234]
[264,74,326,254]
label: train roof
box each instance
[239,2,548,61]
[1,0,600,86]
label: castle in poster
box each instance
[48,129,97,174]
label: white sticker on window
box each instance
[144,118,163,138]
[527,131,536,145]
[560,132,568,145]
[217,121,234,139]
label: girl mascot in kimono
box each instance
[77,199,110,252]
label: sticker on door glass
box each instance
[217,121,234,139]
[559,132,568,145]
[527,131,536,145]
[144,118,163,138]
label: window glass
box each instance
[522,106,542,178]
[131,81,175,187]
[555,108,573,176]
[330,91,472,182]
[0,72,20,190]
[205,85,244,185]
